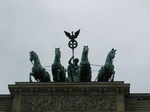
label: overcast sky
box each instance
[0,0,150,94]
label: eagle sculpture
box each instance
[64,29,80,40]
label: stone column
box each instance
[116,88,125,112]
[11,89,22,112]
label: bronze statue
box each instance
[29,51,51,82]
[64,29,80,81]
[64,29,80,55]
[96,48,116,82]
[28,30,117,83]
[51,48,66,82]
[67,56,80,82]
[80,46,92,82]
[64,29,80,41]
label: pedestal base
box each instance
[9,81,130,112]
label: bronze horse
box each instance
[29,51,51,82]
[51,48,66,82]
[96,48,116,82]
[80,46,92,82]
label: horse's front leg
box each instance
[110,71,115,82]
[29,72,34,82]
[57,69,61,82]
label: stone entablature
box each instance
[8,82,129,96]
[8,81,129,112]
[1,82,150,112]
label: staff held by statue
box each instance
[64,29,80,82]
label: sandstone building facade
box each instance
[0,82,150,112]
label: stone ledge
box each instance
[8,81,130,96]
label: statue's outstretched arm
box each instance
[68,56,74,65]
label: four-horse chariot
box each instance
[29,30,116,82]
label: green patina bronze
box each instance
[29,51,51,82]
[51,48,66,82]
[66,56,80,82]
[96,48,116,82]
[29,30,117,83]
[80,46,92,82]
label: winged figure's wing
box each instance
[64,31,71,39]
[74,29,80,38]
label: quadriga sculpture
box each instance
[29,51,51,82]
[96,48,116,82]
[51,48,66,82]
[80,46,92,82]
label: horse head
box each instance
[81,46,89,61]
[29,51,36,62]
[29,51,40,65]
[55,48,61,59]
[106,48,116,62]
[83,45,89,55]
